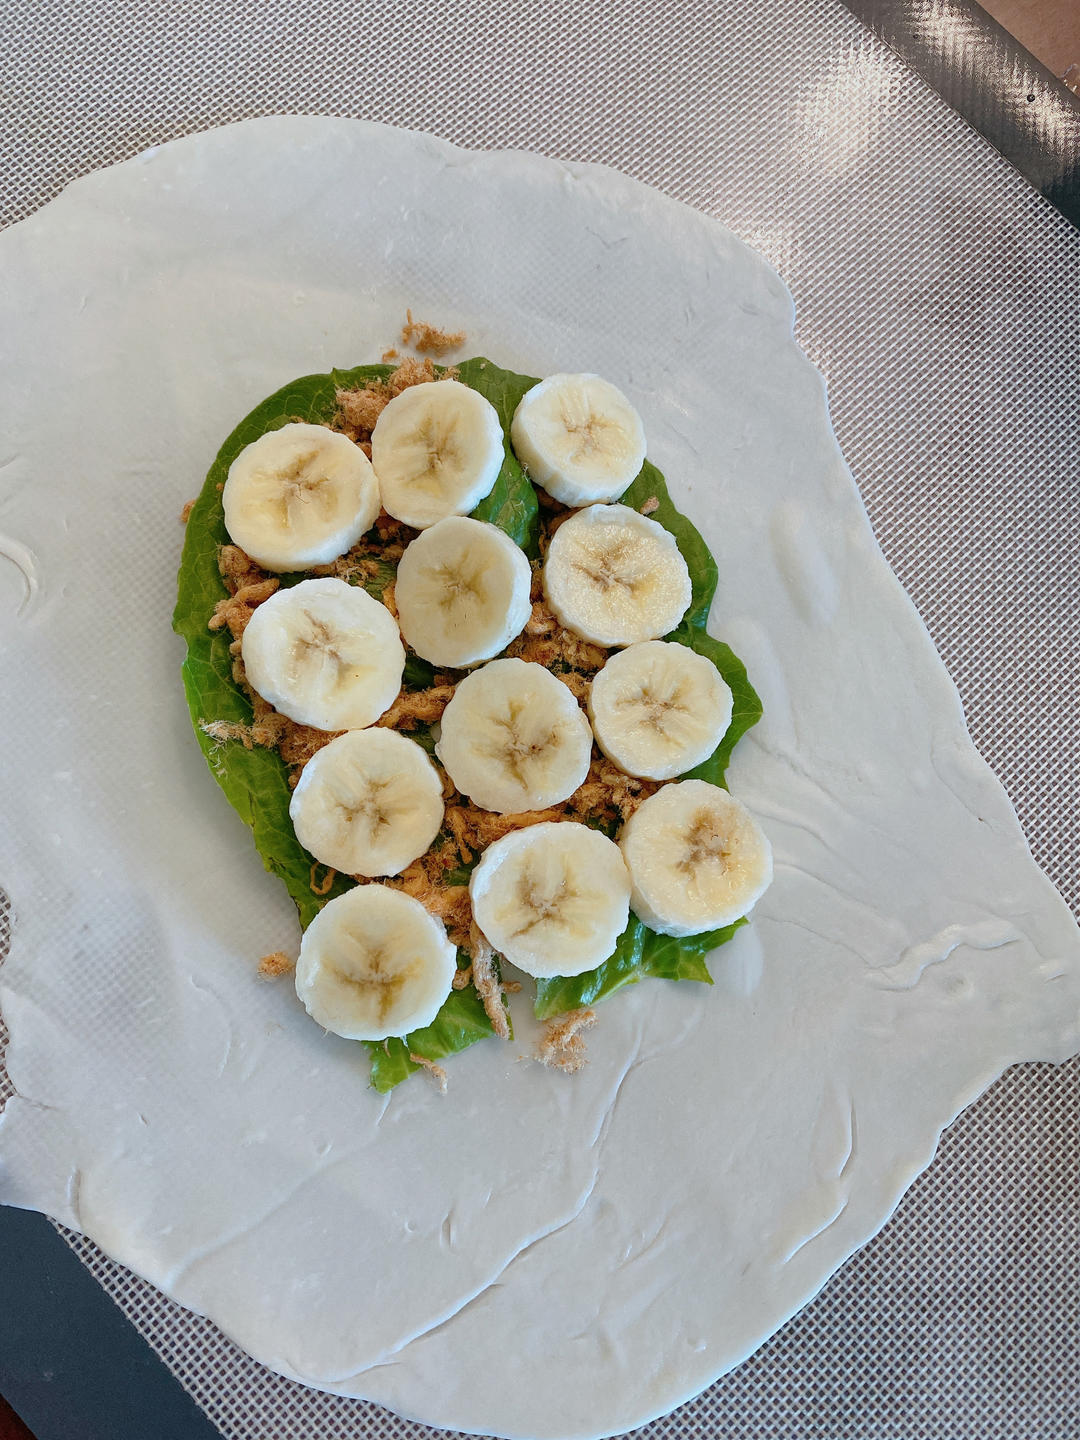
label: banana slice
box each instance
[510,372,646,506]
[589,640,734,780]
[470,821,631,977]
[370,379,504,529]
[241,577,405,731]
[295,884,457,1041]
[222,422,380,572]
[619,779,772,937]
[543,503,692,647]
[289,729,444,877]
[394,516,532,668]
[435,657,593,813]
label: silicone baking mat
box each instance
[1,0,1078,1436]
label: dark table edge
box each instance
[2,6,1079,1440]
[843,0,1080,227]
[0,1205,225,1440]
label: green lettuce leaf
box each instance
[534,917,747,1020]
[174,358,761,1082]
[366,984,500,1093]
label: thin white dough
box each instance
[0,118,1077,1440]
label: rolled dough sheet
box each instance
[0,117,1077,1440]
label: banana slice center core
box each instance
[508,860,589,940]
[513,879,571,937]
[436,559,483,607]
[335,777,397,840]
[290,613,370,691]
[483,704,561,787]
[621,680,691,733]
[678,809,732,873]
[336,935,422,1024]
[572,537,643,594]
[561,403,619,463]
[267,450,336,523]
[414,418,463,493]
[293,615,339,658]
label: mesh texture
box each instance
[2,0,1079,1436]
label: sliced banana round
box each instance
[510,372,646,506]
[619,779,772,937]
[370,379,504,529]
[241,577,405,731]
[543,503,692,647]
[222,422,380,572]
[295,884,457,1041]
[470,821,631,978]
[435,657,593,814]
[289,729,444,878]
[394,516,532,668]
[589,640,734,781]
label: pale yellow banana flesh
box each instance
[470,822,632,977]
[589,640,734,780]
[543,504,692,647]
[222,422,380,571]
[394,516,532,668]
[371,379,504,529]
[240,577,404,732]
[289,729,444,878]
[510,372,646,506]
[295,884,457,1041]
[436,657,593,814]
[619,780,772,937]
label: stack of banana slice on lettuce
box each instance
[175,360,772,1087]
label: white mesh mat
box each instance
[2,0,1079,1436]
